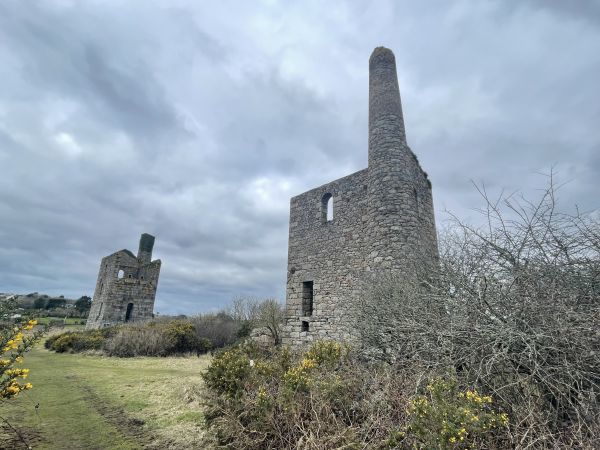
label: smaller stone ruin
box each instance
[86,233,161,329]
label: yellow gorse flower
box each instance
[407,378,509,447]
[2,318,41,399]
[300,358,317,369]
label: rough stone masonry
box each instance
[86,233,161,329]
[282,47,439,346]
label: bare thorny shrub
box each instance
[357,176,600,448]
[228,297,285,344]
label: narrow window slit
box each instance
[302,281,314,316]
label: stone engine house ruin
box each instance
[86,233,161,329]
[282,47,439,346]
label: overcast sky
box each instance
[1,1,598,314]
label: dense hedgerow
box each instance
[189,313,241,349]
[45,330,105,353]
[104,320,212,357]
[201,341,510,449]
[46,320,212,356]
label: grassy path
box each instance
[0,343,210,449]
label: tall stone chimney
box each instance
[366,46,433,274]
[368,46,406,168]
[137,233,155,264]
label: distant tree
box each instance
[45,298,66,310]
[33,297,47,310]
[75,296,92,313]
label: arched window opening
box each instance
[128,274,132,279]
[321,193,333,223]
[117,269,124,279]
[125,303,134,322]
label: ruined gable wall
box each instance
[86,250,161,329]
[282,169,369,345]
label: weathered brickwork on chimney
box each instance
[282,47,439,346]
[86,233,161,329]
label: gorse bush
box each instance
[304,339,347,368]
[203,344,261,399]
[164,321,212,354]
[1,300,43,449]
[201,342,508,449]
[1,317,40,399]
[46,330,105,353]
[404,378,508,449]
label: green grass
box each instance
[0,341,211,449]
[34,316,87,326]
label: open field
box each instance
[0,341,211,449]
[33,317,86,326]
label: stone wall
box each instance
[86,234,161,329]
[282,47,439,346]
[284,169,369,344]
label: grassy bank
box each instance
[0,342,210,449]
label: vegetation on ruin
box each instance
[201,178,600,449]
